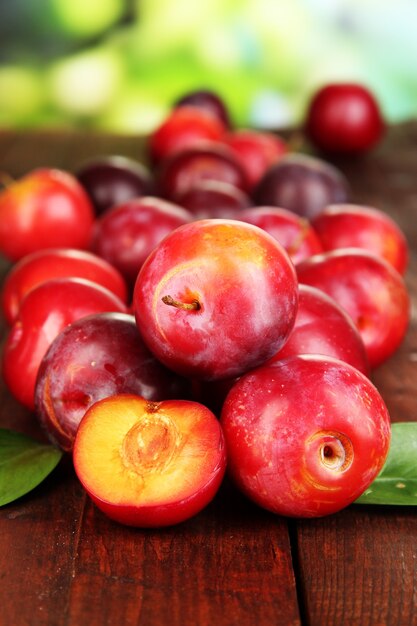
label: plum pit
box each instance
[121,410,181,475]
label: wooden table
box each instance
[1,126,417,626]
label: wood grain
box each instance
[66,481,300,626]
[295,507,417,626]
[1,126,417,626]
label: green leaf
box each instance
[356,422,417,505]
[0,428,63,506]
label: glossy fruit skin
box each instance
[1,248,128,325]
[149,106,226,164]
[296,249,410,369]
[0,168,95,262]
[75,155,152,216]
[35,313,192,451]
[268,285,369,375]
[305,83,384,154]
[221,354,391,518]
[224,129,288,190]
[73,394,227,527]
[198,285,369,414]
[133,219,298,380]
[236,206,323,265]
[253,153,350,220]
[175,180,251,219]
[91,197,193,287]
[312,203,408,275]
[156,143,249,201]
[2,278,127,410]
[174,89,231,128]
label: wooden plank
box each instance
[56,132,149,174]
[0,130,149,179]
[65,482,300,626]
[0,131,75,178]
[295,507,417,626]
[0,458,86,626]
[0,130,301,626]
[0,131,21,167]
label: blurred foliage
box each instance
[0,0,417,133]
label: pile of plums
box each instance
[0,83,406,527]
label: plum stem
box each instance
[162,295,201,311]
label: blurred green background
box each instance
[1,0,416,133]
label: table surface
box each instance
[0,125,417,626]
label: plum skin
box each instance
[223,129,288,190]
[174,89,232,128]
[35,313,193,452]
[269,284,370,376]
[253,153,350,221]
[198,284,370,415]
[91,196,192,287]
[221,355,391,518]
[175,180,251,220]
[296,249,410,369]
[312,203,409,275]
[155,144,249,201]
[2,278,127,410]
[149,105,227,164]
[235,206,323,265]
[133,219,299,381]
[1,247,128,325]
[305,83,384,154]
[0,168,95,262]
[75,155,152,216]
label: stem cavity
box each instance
[317,431,353,472]
[307,429,354,473]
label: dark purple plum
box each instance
[175,180,251,219]
[76,155,152,215]
[174,89,231,128]
[253,153,350,220]
[34,312,193,451]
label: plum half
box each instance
[73,394,226,527]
